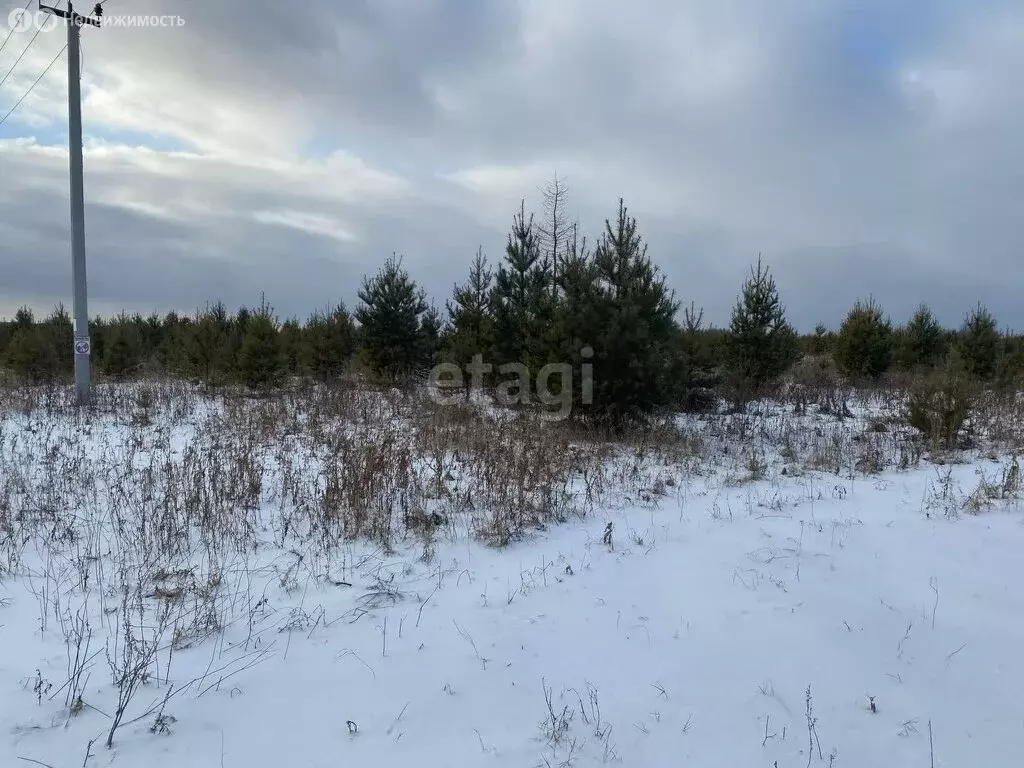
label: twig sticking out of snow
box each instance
[453,620,488,670]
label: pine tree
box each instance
[444,249,495,390]
[140,313,165,366]
[45,305,73,376]
[88,318,108,372]
[996,334,1024,389]
[355,254,429,381]
[279,318,303,376]
[419,304,443,370]
[186,302,231,385]
[154,312,187,374]
[725,257,799,402]
[12,306,34,333]
[103,313,142,380]
[565,198,681,427]
[678,302,719,412]
[834,299,893,379]
[302,303,354,380]
[5,308,58,384]
[490,201,550,370]
[957,303,999,381]
[228,306,252,376]
[545,227,599,405]
[237,298,285,391]
[809,324,833,356]
[901,304,945,369]
[5,328,58,385]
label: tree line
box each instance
[3,181,1023,426]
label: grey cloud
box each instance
[2,0,1023,330]
[0,144,496,318]
[86,0,523,142]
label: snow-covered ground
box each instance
[1,388,1022,767]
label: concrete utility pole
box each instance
[40,2,101,405]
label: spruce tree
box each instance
[237,299,285,391]
[355,254,429,381]
[834,299,893,379]
[725,257,799,402]
[957,303,1000,381]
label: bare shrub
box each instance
[106,587,173,748]
[964,455,1021,514]
[973,389,1024,452]
[788,355,846,415]
[854,432,888,475]
[807,426,849,475]
[905,364,978,451]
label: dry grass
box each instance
[3,365,1023,762]
[1,373,1021,751]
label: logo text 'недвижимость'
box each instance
[6,8,186,33]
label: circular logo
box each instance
[6,7,30,32]
[74,338,91,356]
[6,8,59,34]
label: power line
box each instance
[0,42,66,129]
[0,1,35,58]
[0,18,48,92]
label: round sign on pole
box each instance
[74,337,91,356]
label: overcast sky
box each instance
[1,0,1022,331]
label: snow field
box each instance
[1,390,1022,767]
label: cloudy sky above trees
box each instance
[1,0,1021,329]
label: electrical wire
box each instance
[0,19,48,92]
[0,1,35,58]
[0,43,66,129]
